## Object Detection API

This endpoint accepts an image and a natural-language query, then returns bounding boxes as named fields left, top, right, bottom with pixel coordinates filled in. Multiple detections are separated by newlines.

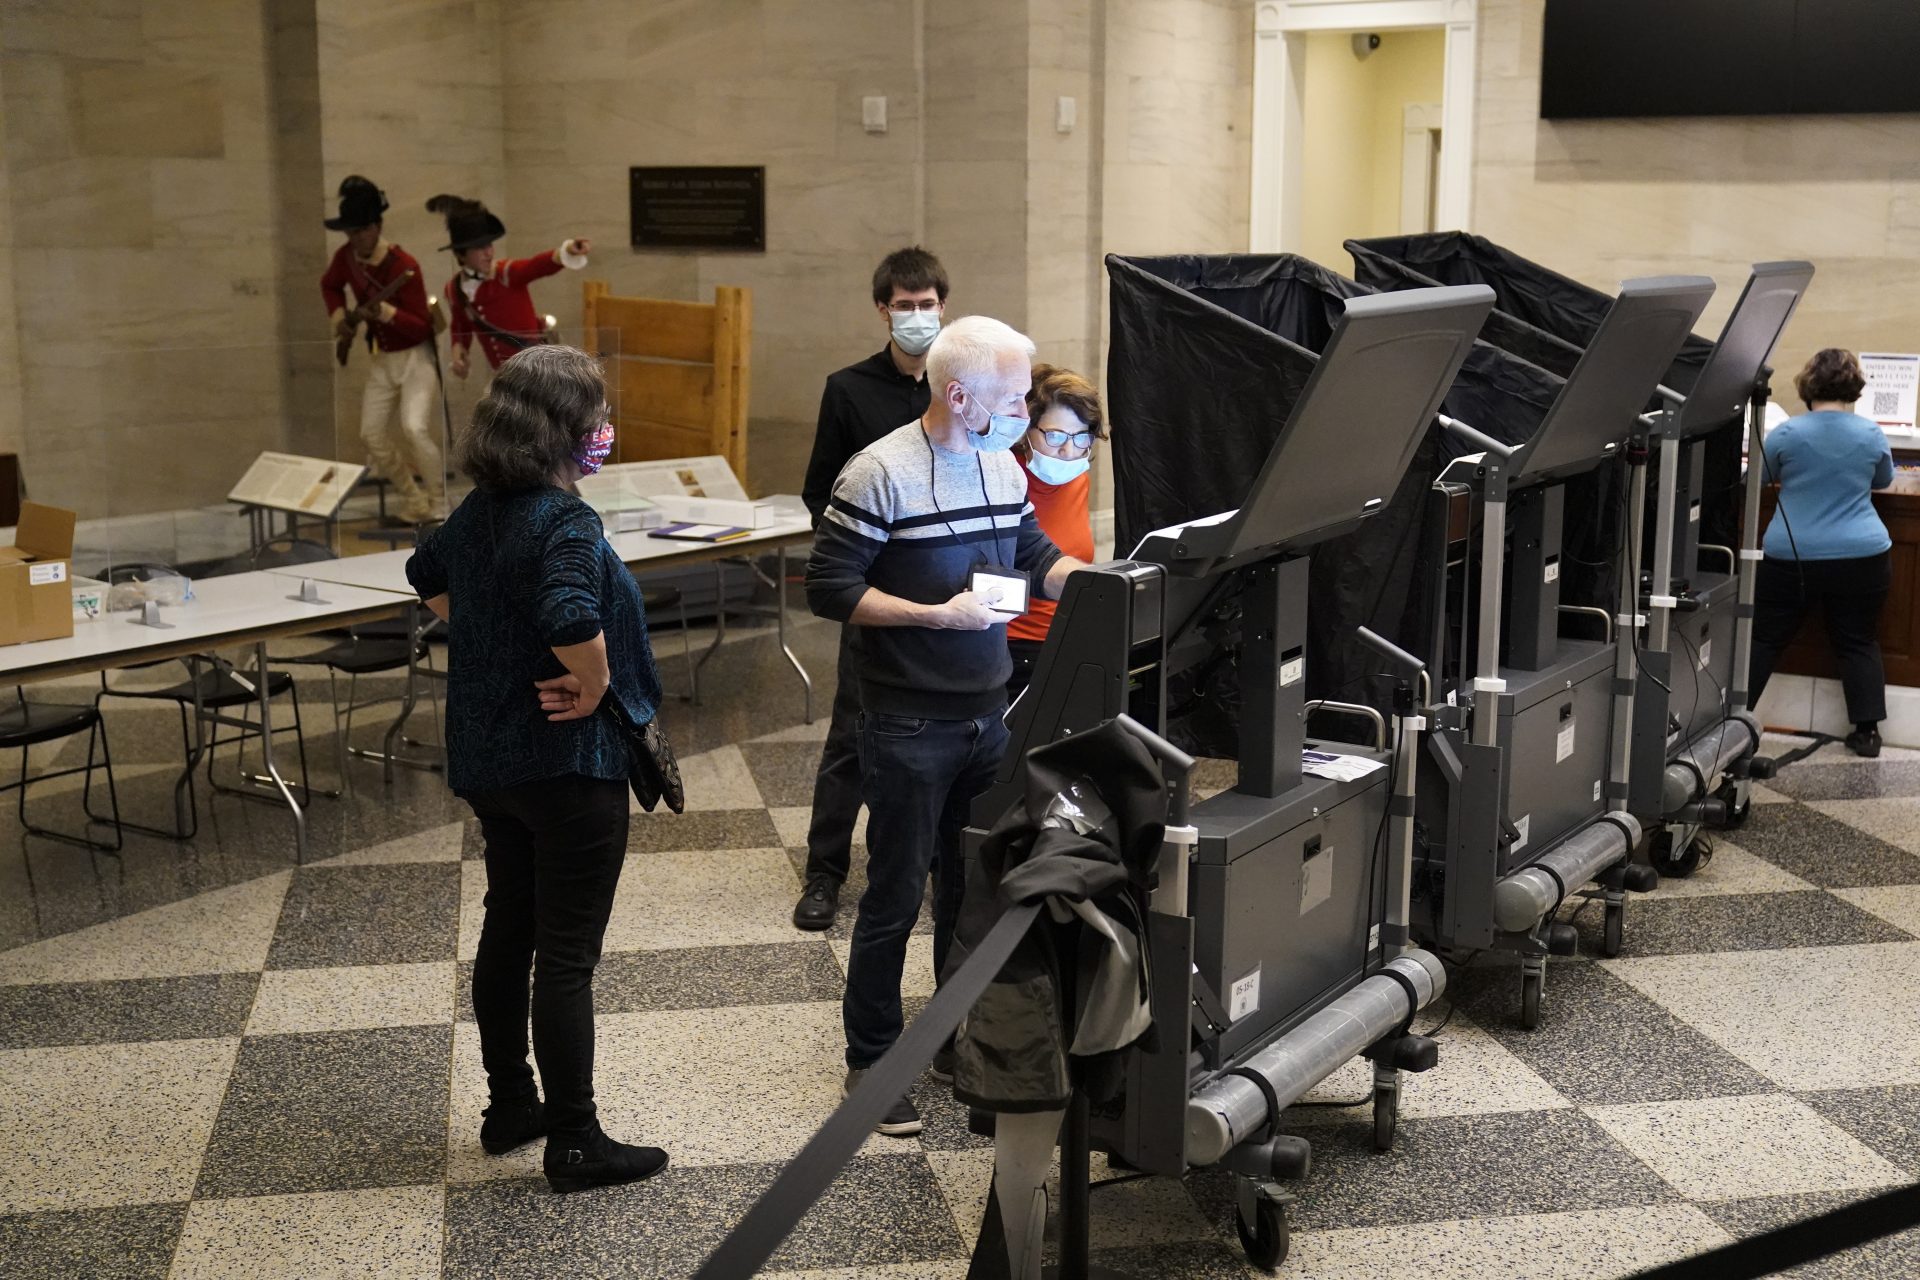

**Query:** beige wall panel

left=1475, top=0, right=1920, bottom=417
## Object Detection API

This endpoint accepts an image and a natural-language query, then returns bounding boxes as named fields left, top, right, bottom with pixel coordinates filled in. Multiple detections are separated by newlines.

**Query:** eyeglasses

left=886, top=300, right=943, bottom=313
left=1032, top=428, right=1094, bottom=450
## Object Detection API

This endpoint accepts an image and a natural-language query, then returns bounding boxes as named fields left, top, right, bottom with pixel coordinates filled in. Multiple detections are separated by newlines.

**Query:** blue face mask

left=890, top=309, right=940, bottom=356
left=960, top=383, right=1027, bottom=453
left=1026, top=450, right=1090, bottom=485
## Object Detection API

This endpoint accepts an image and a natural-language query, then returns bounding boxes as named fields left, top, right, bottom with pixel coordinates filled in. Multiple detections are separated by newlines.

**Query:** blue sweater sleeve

left=1874, top=446, right=1894, bottom=490
left=405, top=528, right=448, bottom=600
left=536, top=509, right=607, bottom=647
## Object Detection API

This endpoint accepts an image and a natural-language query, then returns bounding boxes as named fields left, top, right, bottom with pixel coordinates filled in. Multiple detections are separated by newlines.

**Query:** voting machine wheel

left=1602, top=900, right=1625, bottom=959
left=1649, top=829, right=1703, bottom=880
left=1236, top=1194, right=1291, bottom=1273
left=1520, top=971, right=1543, bottom=1030
left=1372, top=1085, right=1399, bottom=1152
left=1715, top=782, right=1752, bottom=830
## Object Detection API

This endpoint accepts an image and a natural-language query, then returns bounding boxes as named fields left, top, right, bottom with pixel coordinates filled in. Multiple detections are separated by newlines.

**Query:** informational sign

left=629, top=166, right=765, bottom=251
left=228, top=453, right=365, bottom=518
left=1859, top=352, right=1919, bottom=435
left=587, top=455, right=750, bottom=504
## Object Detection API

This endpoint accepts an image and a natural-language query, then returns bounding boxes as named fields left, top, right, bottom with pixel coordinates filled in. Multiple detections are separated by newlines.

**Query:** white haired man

left=806, top=315, right=1088, bottom=1135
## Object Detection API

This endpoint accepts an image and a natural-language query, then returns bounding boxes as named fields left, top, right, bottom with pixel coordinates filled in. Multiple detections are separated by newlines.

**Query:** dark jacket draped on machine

left=946, top=720, right=1169, bottom=1114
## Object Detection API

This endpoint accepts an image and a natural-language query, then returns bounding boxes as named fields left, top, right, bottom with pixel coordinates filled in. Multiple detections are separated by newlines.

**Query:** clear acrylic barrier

left=26, top=326, right=624, bottom=612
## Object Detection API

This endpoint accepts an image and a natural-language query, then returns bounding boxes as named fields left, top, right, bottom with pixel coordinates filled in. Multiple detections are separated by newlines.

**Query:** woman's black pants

left=464, top=773, right=630, bottom=1140
left=1748, top=552, right=1891, bottom=726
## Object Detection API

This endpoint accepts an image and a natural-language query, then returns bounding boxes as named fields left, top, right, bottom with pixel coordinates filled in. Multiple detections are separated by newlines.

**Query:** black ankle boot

left=544, top=1127, right=669, bottom=1193
left=480, top=1095, right=548, bottom=1156
left=1846, top=725, right=1882, bottom=758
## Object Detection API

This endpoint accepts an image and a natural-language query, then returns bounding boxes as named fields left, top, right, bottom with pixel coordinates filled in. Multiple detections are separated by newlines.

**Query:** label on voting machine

left=971, top=569, right=1029, bottom=616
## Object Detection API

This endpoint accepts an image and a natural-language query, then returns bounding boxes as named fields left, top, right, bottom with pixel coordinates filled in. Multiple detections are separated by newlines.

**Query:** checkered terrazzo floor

left=2, top=617, right=1918, bottom=1278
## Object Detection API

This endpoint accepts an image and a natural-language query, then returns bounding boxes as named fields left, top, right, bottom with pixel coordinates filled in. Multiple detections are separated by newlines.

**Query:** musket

left=336, top=268, right=417, bottom=366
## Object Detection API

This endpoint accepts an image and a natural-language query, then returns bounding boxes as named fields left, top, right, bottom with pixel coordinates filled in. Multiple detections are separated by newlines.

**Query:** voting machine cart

left=1349, top=236, right=1814, bottom=877
left=1411, top=276, right=1717, bottom=1028
left=965, top=258, right=1494, bottom=1270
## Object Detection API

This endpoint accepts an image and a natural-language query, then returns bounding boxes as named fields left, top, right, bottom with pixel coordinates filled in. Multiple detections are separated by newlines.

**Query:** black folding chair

left=2, top=687, right=122, bottom=852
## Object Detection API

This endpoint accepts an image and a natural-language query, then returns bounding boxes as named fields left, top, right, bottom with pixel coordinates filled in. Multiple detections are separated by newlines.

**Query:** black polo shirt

left=801, top=346, right=932, bottom=524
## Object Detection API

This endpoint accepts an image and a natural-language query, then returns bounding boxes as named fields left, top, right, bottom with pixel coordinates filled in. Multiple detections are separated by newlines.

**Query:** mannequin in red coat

left=426, top=195, right=591, bottom=379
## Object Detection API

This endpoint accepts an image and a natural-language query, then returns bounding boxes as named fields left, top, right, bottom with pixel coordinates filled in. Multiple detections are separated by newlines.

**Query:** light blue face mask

left=1026, top=449, right=1090, bottom=485
left=960, top=383, right=1027, bottom=452
left=890, top=309, right=940, bottom=356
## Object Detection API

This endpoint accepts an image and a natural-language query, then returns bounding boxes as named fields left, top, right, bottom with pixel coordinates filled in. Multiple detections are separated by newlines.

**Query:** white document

left=971, top=569, right=1029, bottom=616
left=1555, top=719, right=1576, bottom=763
left=1301, top=749, right=1387, bottom=782
left=1860, top=352, right=1920, bottom=435
left=1128, top=508, right=1238, bottom=557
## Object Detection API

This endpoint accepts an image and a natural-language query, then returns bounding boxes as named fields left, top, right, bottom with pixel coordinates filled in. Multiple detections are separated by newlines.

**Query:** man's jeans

left=843, top=707, right=1009, bottom=1068
left=802, top=628, right=862, bottom=886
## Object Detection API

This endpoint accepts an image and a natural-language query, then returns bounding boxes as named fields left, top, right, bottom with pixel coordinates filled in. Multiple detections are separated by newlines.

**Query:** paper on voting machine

left=228, top=453, right=365, bottom=518
left=1301, top=749, right=1386, bottom=782
left=1129, top=508, right=1237, bottom=557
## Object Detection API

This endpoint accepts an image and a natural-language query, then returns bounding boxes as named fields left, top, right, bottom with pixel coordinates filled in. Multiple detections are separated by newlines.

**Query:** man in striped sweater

left=806, top=315, right=1087, bottom=1136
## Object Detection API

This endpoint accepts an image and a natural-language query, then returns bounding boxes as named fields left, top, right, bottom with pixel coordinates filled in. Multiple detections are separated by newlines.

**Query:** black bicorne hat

left=427, top=194, right=506, bottom=253
left=324, top=175, right=388, bottom=231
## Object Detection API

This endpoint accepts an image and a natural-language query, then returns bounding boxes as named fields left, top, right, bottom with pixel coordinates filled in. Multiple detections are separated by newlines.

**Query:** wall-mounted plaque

left=629, top=166, right=765, bottom=252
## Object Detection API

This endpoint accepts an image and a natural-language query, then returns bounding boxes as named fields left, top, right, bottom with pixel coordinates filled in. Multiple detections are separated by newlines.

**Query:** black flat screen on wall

left=1541, top=0, right=1920, bottom=119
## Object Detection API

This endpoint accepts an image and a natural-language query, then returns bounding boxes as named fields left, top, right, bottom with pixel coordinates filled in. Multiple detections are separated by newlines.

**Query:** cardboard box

left=0, top=501, right=77, bottom=645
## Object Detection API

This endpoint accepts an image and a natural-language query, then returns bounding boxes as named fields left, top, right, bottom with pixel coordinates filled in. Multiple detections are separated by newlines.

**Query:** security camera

left=1352, top=32, right=1381, bottom=60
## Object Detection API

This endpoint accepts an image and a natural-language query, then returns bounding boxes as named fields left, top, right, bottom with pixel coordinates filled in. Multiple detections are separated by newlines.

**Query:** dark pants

left=1006, top=636, right=1045, bottom=705
left=844, top=708, right=1009, bottom=1068
left=465, top=773, right=631, bottom=1138
left=802, top=628, right=863, bottom=886
left=1749, top=552, right=1891, bottom=726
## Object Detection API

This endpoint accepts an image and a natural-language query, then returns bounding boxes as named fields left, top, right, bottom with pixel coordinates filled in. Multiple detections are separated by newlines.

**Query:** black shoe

left=792, top=876, right=841, bottom=931
left=1846, top=727, right=1882, bottom=758
left=844, top=1067, right=922, bottom=1136
left=929, top=1047, right=955, bottom=1085
left=544, top=1128, right=670, bottom=1193
left=480, top=1095, right=547, bottom=1156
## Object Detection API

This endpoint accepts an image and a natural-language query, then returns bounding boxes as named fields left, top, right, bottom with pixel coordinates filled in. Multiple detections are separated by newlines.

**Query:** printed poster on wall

left=1858, top=352, right=1919, bottom=438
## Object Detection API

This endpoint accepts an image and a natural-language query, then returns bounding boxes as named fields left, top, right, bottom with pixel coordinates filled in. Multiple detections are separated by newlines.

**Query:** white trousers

left=359, top=342, right=443, bottom=499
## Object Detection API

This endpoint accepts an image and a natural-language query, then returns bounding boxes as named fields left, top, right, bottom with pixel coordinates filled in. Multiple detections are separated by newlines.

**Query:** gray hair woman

left=406, top=345, right=669, bottom=1190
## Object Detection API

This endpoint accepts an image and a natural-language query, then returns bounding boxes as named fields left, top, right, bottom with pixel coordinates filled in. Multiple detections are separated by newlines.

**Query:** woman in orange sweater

left=1007, top=364, right=1107, bottom=702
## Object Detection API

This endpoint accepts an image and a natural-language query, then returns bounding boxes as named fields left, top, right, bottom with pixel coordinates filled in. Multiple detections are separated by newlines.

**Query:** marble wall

left=0, top=0, right=1260, bottom=516
left=0, top=0, right=289, bottom=520
left=1475, top=0, right=1920, bottom=403
left=315, top=0, right=508, bottom=467
left=496, top=0, right=926, bottom=497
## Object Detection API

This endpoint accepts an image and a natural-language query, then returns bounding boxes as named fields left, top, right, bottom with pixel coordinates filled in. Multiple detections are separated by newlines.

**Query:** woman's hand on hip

left=535, top=673, right=606, bottom=721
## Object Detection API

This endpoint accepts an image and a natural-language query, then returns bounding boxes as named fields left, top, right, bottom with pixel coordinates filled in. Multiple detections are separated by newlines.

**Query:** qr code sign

left=1874, top=390, right=1901, bottom=416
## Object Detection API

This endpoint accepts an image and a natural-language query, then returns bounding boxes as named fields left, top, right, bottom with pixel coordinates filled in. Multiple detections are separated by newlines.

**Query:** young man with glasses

left=793, top=247, right=950, bottom=932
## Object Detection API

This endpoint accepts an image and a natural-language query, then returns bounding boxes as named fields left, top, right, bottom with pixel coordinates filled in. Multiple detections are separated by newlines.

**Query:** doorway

left=1251, top=0, right=1480, bottom=258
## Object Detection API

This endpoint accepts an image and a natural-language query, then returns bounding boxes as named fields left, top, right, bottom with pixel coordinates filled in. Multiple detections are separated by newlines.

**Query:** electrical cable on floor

left=1765, top=731, right=1838, bottom=772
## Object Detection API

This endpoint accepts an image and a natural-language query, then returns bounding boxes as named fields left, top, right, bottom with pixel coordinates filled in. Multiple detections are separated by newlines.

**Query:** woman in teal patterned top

left=407, top=345, right=670, bottom=1192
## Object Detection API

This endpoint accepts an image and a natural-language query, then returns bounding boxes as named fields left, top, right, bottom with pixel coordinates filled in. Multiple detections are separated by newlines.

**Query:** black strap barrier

left=1627, top=1183, right=1920, bottom=1279
left=692, top=901, right=1043, bottom=1279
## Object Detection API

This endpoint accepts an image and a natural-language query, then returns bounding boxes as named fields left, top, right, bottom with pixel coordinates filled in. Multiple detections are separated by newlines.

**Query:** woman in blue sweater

left=407, top=346, right=670, bottom=1190
left=1749, top=348, right=1895, bottom=757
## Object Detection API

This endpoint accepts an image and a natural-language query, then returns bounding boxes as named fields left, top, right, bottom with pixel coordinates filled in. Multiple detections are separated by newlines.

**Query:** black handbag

left=604, top=694, right=684, bottom=814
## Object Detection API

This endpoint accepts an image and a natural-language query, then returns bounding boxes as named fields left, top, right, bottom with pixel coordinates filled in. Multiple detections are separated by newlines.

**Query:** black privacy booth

left=1105, top=254, right=1561, bottom=752
left=1350, top=235, right=1813, bottom=876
